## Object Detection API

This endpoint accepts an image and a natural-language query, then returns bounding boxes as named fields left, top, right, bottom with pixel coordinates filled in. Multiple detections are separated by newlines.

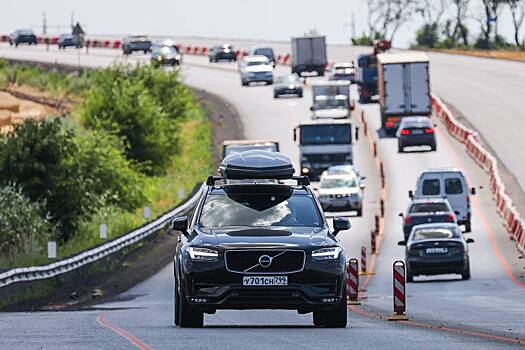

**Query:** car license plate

left=412, top=129, right=424, bottom=134
left=243, top=276, right=288, bottom=286
left=426, top=247, right=448, bottom=254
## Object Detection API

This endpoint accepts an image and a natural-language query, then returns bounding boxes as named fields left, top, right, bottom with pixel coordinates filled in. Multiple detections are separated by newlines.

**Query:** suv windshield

left=300, top=125, right=351, bottom=145
left=199, top=192, right=322, bottom=228
left=316, top=99, right=348, bottom=110
left=410, top=203, right=449, bottom=213
left=320, top=177, right=356, bottom=189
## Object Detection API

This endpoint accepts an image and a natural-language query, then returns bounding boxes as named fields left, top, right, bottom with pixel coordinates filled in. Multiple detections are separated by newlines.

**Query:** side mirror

left=310, top=106, right=314, bottom=111
left=471, top=187, right=476, bottom=195
left=397, top=240, right=406, bottom=246
left=333, top=217, right=351, bottom=236
left=359, top=183, right=366, bottom=189
left=398, top=212, right=404, bottom=218
left=466, top=238, right=475, bottom=244
left=408, top=190, right=414, bottom=198
left=171, top=216, right=189, bottom=236
left=355, top=126, right=359, bottom=141
left=293, top=127, right=297, bottom=142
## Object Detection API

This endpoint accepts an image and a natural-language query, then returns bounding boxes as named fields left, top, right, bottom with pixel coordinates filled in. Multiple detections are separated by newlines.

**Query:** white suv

left=239, top=55, right=274, bottom=86
left=410, top=168, right=476, bottom=232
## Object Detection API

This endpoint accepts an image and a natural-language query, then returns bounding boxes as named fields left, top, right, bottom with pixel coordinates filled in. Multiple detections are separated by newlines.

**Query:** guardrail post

left=388, top=260, right=409, bottom=321
left=47, top=241, right=57, bottom=259
left=178, top=188, right=185, bottom=200
left=100, top=224, right=108, bottom=240
left=347, top=258, right=361, bottom=305
left=143, top=206, right=151, bottom=220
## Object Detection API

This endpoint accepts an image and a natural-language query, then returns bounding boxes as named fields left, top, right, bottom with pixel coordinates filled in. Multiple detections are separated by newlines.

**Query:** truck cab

left=311, top=95, right=351, bottom=120
left=293, top=120, right=353, bottom=181
left=311, top=81, right=352, bottom=114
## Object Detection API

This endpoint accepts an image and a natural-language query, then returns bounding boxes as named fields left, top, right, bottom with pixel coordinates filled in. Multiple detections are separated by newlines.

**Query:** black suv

left=172, top=151, right=350, bottom=328
left=208, top=44, right=237, bottom=62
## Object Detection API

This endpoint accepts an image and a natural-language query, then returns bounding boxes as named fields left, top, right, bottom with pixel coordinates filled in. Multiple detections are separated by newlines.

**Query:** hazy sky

left=0, top=0, right=519, bottom=47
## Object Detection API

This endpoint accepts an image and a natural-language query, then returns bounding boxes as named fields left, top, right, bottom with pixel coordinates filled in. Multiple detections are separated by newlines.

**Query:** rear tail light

left=400, top=129, right=410, bottom=135
left=386, top=122, right=394, bottom=127
left=404, top=216, right=412, bottom=225
left=424, top=128, right=434, bottom=134
left=447, top=214, right=456, bottom=222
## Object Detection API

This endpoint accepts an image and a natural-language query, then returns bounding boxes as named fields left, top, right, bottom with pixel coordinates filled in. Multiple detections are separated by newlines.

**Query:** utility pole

left=42, top=12, right=47, bottom=35
left=70, top=12, right=75, bottom=30
left=351, top=12, right=356, bottom=39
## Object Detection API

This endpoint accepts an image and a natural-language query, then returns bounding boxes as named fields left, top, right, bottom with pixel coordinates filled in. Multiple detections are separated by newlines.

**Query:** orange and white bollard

left=359, top=246, right=374, bottom=276
left=346, top=258, right=361, bottom=305
left=388, top=260, right=409, bottom=321
left=370, top=230, right=377, bottom=254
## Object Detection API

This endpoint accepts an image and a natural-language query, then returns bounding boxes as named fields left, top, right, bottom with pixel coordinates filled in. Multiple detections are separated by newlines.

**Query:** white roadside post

left=47, top=241, right=57, bottom=259
left=178, top=188, right=185, bottom=200
left=144, top=206, right=151, bottom=220
left=100, top=224, right=108, bottom=240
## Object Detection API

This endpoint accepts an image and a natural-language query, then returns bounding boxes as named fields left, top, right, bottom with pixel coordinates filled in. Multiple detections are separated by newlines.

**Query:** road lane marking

left=435, top=127, right=525, bottom=289
left=96, top=314, right=154, bottom=350
left=349, top=305, right=525, bottom=346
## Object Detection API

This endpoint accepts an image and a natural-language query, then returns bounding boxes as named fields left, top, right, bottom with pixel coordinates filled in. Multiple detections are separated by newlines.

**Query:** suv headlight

left=312, top=247, right=342, bottom=261
left=187, top=247, right=218, bottom=261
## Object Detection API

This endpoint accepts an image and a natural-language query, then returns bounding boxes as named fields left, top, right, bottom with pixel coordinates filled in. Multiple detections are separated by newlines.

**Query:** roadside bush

left=81, top=67, right=177, bottom=175
left=415, top=24, right=440, bottom=48
left=76, top=130, right=146, bottom=211
left=0, top=119, right=94, bottom=241
left=0, top=184, right=53, bottom=259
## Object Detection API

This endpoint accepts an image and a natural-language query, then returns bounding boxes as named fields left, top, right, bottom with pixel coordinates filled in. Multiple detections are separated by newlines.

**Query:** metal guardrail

left=0, top=184, right=205, bottom=289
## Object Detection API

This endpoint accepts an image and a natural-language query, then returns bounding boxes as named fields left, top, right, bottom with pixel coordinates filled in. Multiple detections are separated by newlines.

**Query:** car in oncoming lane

left=273, top=74, right=304, bottom=98
left=239, top=56, right=274, bottom=86
left=122, top=34, right=152, bottom=55
left=317, top=172, right=364, bottom=216
left=398, top=223, right=474, bottom=281
left=150, top=45, right=182, bottom=66
left=396, top=116, right=436, bottom=152
left=9, top=29, right=37, bottom=47
left=171, top=150, right=350, bottom=328
left=208, top=44, right=237, bottom=62
left=58, top=34, right=83, bottom=49
left=400, top=197, right=456, bottom=240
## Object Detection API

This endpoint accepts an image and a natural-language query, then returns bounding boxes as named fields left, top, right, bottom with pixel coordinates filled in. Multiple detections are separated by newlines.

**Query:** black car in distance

left=398, top=223, right=474, bottom=281
left=171, top=150, right=350, bottom=328
left=273, top=74, right=304, bottom=98
left=208, top=44, right=237, bottom=62
left=400, top=197, right=457, bottom=240
left=9, top=29, right=37, bottom=47
left=396, top=116, right=436, bottom=152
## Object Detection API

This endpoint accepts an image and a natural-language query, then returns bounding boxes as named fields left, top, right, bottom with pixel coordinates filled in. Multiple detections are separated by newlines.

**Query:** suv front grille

left=225, top=249, right=305, bottom=274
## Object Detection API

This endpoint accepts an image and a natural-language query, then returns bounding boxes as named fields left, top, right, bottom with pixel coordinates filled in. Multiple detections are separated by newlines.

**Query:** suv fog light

left=191, top=298, right=209, bottom=303
left=322, top=298, right=336, bottom=303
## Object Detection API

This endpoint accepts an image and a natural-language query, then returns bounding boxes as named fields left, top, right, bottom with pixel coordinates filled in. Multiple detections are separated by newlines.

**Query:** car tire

left=356, top=207, right=363, bottom=217
left=465, top=219, right=472, bottom=233
left=319, top=287, right=347, bottom=328
left=274, top=92, right=279, bottom=99
left=178, top=281, right=204, bottom=328
left=174, top=278, right=180, bottom=326
left=430, top=143, right=437, bottom=152
left=312, top=311, right=323, bottom=327
left=241, top=80, right=248, bottom=87
left=406, top=265, right=414, bottom=282
left=461, top=260, right=471, bottom=280
left=298, top=92, right=303, bottom=98
left=398, top=143, right=404, bottom=153
left=318, top=69, right=325, bottom=77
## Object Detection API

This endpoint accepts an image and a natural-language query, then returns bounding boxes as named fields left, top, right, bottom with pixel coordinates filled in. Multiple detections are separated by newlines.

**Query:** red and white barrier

left=347, top=258, right=361, bottom=305
left=431, top=94, right=525, bottom=255
left=388, top=260, right=409, bottom=321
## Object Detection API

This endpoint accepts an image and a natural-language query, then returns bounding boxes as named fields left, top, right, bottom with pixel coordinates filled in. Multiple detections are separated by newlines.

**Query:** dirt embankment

left=0, top=89, right=59, bottom=132
left=430, top=48, right=525, bottom=62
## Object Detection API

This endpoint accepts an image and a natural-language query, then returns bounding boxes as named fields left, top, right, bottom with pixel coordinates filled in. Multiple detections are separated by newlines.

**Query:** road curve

left=0, top=44, right=524, bottom=349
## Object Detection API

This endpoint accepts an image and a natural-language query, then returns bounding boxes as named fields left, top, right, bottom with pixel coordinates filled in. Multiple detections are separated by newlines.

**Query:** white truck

left=376, top=52, right=431, bottom=135
left=291, top=36, right=328, bottom=77
left=294, top=119, right=354, bottom=181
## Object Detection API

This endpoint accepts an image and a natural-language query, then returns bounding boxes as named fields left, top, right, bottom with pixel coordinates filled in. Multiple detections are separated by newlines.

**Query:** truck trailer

left=291, top=36, right=327, bottom=77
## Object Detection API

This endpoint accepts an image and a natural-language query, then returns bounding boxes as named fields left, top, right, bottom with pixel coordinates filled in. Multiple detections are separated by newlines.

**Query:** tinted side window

left=445, top=178, right=463, bottom=194
left=422, top=179, right=440, bottom=195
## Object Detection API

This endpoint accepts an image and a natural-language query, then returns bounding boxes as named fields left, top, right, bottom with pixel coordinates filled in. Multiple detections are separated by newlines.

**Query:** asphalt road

left=0, top=44, right=524, bottom=349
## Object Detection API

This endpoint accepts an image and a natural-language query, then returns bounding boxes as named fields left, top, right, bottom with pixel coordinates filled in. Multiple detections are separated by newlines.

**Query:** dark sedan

left=58, top=34, right=83, bottom=49
left=273, top=74, right=304, bottom=98
left=396, top=116, right=436, bottom=152
left=400, top=197, right=457, bottom=240
left=208, top=44, right=237, bottom=62
left=9, top=29, right=37, bottom=47
left=150, top=45, right=182, bottom=66
left=398, top=223, right=474, bottom=281
left=122, top=34, right=152, bottom=55
left=171, top=150, right=350, bottom=328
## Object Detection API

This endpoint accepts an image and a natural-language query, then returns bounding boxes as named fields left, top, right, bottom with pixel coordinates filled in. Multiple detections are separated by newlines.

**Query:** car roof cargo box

left=219, top=150, right=295, bottom=180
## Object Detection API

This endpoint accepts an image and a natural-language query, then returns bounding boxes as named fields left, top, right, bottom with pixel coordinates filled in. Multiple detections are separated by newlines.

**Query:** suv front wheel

left=312, top=285, right=347, bottom=327
left=178, top=281, right=204, bottom=327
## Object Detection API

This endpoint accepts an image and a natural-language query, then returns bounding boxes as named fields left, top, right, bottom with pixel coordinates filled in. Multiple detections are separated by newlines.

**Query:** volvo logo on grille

left=258, top=255, right=273, bottom=268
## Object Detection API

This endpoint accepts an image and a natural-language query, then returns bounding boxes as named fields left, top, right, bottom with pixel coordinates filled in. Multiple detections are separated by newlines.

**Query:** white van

left=410, top=168, right=476, bottom=232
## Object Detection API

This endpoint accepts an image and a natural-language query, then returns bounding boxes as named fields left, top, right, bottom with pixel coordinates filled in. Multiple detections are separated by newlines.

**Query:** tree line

left=352, top=0, right=525, bottom=49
